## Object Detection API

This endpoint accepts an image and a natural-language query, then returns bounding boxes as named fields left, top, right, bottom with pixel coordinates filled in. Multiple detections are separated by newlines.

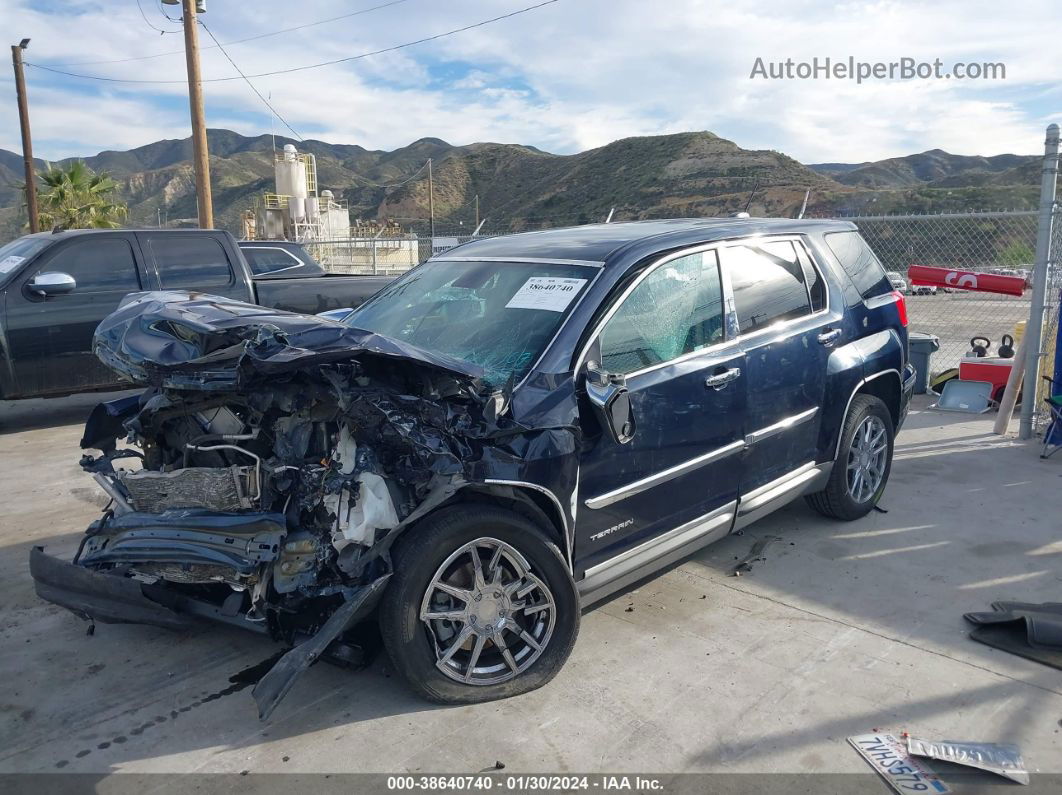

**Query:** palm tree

left=34, top=160, right=128, bottom=230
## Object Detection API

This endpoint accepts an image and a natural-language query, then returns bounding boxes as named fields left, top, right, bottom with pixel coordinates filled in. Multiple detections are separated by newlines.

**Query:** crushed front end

left=31, top=292, right=572, bottom=719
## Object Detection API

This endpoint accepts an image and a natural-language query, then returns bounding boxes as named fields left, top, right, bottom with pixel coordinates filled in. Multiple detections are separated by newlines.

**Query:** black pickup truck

left=0, top=229, right=395, bottom=399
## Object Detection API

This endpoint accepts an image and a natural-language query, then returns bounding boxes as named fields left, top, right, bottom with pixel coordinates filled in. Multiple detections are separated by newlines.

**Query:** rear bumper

left=30, top=546, right=194, bottom=631
left=899, top=363, right=916, bottom=428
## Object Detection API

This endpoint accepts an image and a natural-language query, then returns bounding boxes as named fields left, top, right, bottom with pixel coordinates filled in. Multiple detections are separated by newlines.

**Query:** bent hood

left=94, top=291, right=489, bottom=391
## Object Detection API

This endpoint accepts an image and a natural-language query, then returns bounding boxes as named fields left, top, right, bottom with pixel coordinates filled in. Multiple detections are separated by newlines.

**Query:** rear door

left=141, top=233, right=251, bottom=301
left=576, top=246, right=746, bottom=574
left=5, top=233, right=153, bottom=395
left=720, top=237, right=836, bottom=496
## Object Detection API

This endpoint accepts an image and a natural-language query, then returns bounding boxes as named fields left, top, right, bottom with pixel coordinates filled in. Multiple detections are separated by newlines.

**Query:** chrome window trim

left=744, top=407, right=818, bottom=446
left=584, top=439, right=744, bottom=510
left=431, top=256, right=605, bottom=268
left=572, top=241, right=731, bottom=379
left=572, top=235, right=835, bottom=382
left=483, top=479, right=573, bottom=571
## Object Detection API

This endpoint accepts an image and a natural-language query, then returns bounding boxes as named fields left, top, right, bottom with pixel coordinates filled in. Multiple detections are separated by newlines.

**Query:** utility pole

left=474, top=194, right=479, bottom=228
left=427, top=158, right=435, bottom=243
left=181, top=0, right=213, bottom=228
left=1019, top=123, right=1060, bottom=439
left=11, top=39, right=39, bottom=233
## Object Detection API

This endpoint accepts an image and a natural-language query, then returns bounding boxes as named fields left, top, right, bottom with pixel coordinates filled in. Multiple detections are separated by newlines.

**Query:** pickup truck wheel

left=378, top=504, right=579, bottom=704
left=806, top=394, right=895, bottom=521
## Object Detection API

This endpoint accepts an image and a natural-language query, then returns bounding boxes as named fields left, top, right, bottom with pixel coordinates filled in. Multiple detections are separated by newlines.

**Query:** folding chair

left=1042, top=376, right=1062, bottom=459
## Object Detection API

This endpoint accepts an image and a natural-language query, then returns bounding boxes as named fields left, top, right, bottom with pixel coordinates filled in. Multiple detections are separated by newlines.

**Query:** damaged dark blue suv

left=31, top=218, right=914, bottom=717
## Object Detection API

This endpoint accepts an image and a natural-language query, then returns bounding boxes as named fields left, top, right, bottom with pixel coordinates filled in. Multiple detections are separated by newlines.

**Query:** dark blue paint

left=442, top=219, right=910, bottom=576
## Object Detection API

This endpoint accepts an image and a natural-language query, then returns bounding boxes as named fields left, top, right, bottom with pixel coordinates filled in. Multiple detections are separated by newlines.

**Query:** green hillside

left=0, top=130, right=1043, bottom=242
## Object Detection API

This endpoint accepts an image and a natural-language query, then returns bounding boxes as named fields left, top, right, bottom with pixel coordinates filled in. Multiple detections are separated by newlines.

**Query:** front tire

left=806, top=394, right=895, bottom=521
left=379, top=504, right=579, bottom=704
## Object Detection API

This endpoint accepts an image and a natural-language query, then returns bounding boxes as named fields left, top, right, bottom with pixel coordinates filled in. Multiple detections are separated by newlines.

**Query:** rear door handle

left=705, top=367, right=741, bottom=390
left=817, top=328, right=842, bottom=346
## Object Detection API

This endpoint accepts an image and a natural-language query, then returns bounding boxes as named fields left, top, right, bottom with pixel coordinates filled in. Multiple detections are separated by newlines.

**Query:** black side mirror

left=585, top=361, right=636, bottom=444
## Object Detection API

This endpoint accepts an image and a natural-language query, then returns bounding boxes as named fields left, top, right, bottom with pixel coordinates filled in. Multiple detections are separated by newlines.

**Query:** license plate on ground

left=848, top=734, right=950, bottom=794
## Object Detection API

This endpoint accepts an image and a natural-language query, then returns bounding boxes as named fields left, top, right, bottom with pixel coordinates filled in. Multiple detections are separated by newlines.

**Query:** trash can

left=909, top=331, right=940, bottom=394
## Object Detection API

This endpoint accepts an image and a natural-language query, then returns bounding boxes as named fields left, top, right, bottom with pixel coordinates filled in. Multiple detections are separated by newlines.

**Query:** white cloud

left=0, top=0, right=1058, bottom=162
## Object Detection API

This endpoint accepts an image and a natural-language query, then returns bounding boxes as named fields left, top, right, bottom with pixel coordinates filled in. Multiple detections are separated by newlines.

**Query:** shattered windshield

left=345, top=260, right=594, bottom=384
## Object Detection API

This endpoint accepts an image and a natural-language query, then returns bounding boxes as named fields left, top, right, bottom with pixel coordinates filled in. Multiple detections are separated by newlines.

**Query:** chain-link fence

left=844, top=203, right=1059, bottom=432
left=846, top=210, right=1038, bottom=366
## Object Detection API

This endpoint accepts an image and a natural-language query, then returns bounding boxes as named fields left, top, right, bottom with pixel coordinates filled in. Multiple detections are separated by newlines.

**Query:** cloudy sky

left=1, top=0, right=1058, bottom=163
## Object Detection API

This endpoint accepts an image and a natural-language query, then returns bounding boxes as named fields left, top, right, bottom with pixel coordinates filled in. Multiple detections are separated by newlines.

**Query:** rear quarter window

left=823, top=230, right=890, bottom=298
left=149, top=236, right=235, bottom=289
left=243, top=246, right=303, bottom=275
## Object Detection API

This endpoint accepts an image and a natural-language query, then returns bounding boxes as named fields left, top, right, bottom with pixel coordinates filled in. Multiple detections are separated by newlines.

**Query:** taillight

left=891, top=290, right=909, bottom=327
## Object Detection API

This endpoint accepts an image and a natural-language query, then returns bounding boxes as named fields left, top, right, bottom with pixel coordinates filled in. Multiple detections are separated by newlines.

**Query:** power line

left=377, top=160, right=431, bottom=190
left=52, top=0, right=412, bottom=67
left=157, top=0, right=181, bottom=24
left=136, top=0, right=181, bottom=35
left=26, top=0, right=563, bottom=84
left=198, top=20, right=303, bottom=141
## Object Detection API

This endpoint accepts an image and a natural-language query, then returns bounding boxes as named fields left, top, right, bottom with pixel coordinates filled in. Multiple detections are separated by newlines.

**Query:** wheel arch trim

left=477, top=479, right=572, bottom=573
left=833, top=368, right=901, bottom=460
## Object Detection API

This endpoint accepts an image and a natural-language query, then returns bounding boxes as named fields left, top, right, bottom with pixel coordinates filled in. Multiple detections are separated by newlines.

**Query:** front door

left=6, top=234, right=152, bottom=396
left=720, top=237, right=833, bottom=492
left=575, top=247, right=746, bottom=576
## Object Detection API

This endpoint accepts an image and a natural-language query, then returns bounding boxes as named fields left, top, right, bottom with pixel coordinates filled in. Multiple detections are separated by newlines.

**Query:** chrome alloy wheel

left=419, top=537, right=556, bottom=686
left=846, top=415, right=888, bottom=503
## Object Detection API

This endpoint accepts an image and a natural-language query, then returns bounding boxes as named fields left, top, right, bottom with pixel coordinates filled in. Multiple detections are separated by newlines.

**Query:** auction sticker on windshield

left=848, top=734, right=950, bottom=794
left=506, top=276, right=587, bottom=312
left=0, top=255, right=25, bottom=274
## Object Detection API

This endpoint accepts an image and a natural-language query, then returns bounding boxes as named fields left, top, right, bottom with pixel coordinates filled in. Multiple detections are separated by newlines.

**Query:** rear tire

left=379, top=504, right=579, bottom=704
left=806, top=394, right=895, bottom=521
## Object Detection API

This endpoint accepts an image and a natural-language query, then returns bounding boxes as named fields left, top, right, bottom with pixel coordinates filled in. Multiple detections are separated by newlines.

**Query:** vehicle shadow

left=0, top=390, right=136, bottom=436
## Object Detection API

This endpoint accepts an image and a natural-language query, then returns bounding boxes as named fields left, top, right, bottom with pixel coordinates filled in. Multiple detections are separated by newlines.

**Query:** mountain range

left=0, top=129, right=1043, bottom=240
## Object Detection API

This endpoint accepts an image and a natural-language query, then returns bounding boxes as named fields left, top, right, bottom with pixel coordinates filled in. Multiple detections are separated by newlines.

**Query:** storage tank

left=276, top=144, right=308, bottom=219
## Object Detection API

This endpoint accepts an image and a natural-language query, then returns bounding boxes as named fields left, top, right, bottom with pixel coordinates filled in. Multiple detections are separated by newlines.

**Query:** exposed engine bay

left=31, top=292, right=579, bottom=719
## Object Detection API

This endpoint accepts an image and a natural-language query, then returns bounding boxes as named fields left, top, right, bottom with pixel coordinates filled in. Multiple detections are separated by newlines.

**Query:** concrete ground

left=1, top=391, right=1060, bottom=780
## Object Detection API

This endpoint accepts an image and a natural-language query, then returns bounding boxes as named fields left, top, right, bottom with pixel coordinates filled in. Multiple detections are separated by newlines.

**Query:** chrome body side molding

left=744, top=407, right=818, bottom=446
left=584, top=405, right=820, bottom=511
left=584, top=440, right=745, bottom=510
left=578, top=501, right=736, bottom=606
left=575, top=462, right=833, bottom=603
left=733, top=461, right=831, bottom=531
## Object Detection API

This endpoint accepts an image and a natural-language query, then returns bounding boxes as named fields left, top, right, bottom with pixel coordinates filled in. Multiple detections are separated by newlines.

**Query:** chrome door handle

left=705, top=367, right=741, bottom=390
left=817, top=328, right=842, bottom=346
